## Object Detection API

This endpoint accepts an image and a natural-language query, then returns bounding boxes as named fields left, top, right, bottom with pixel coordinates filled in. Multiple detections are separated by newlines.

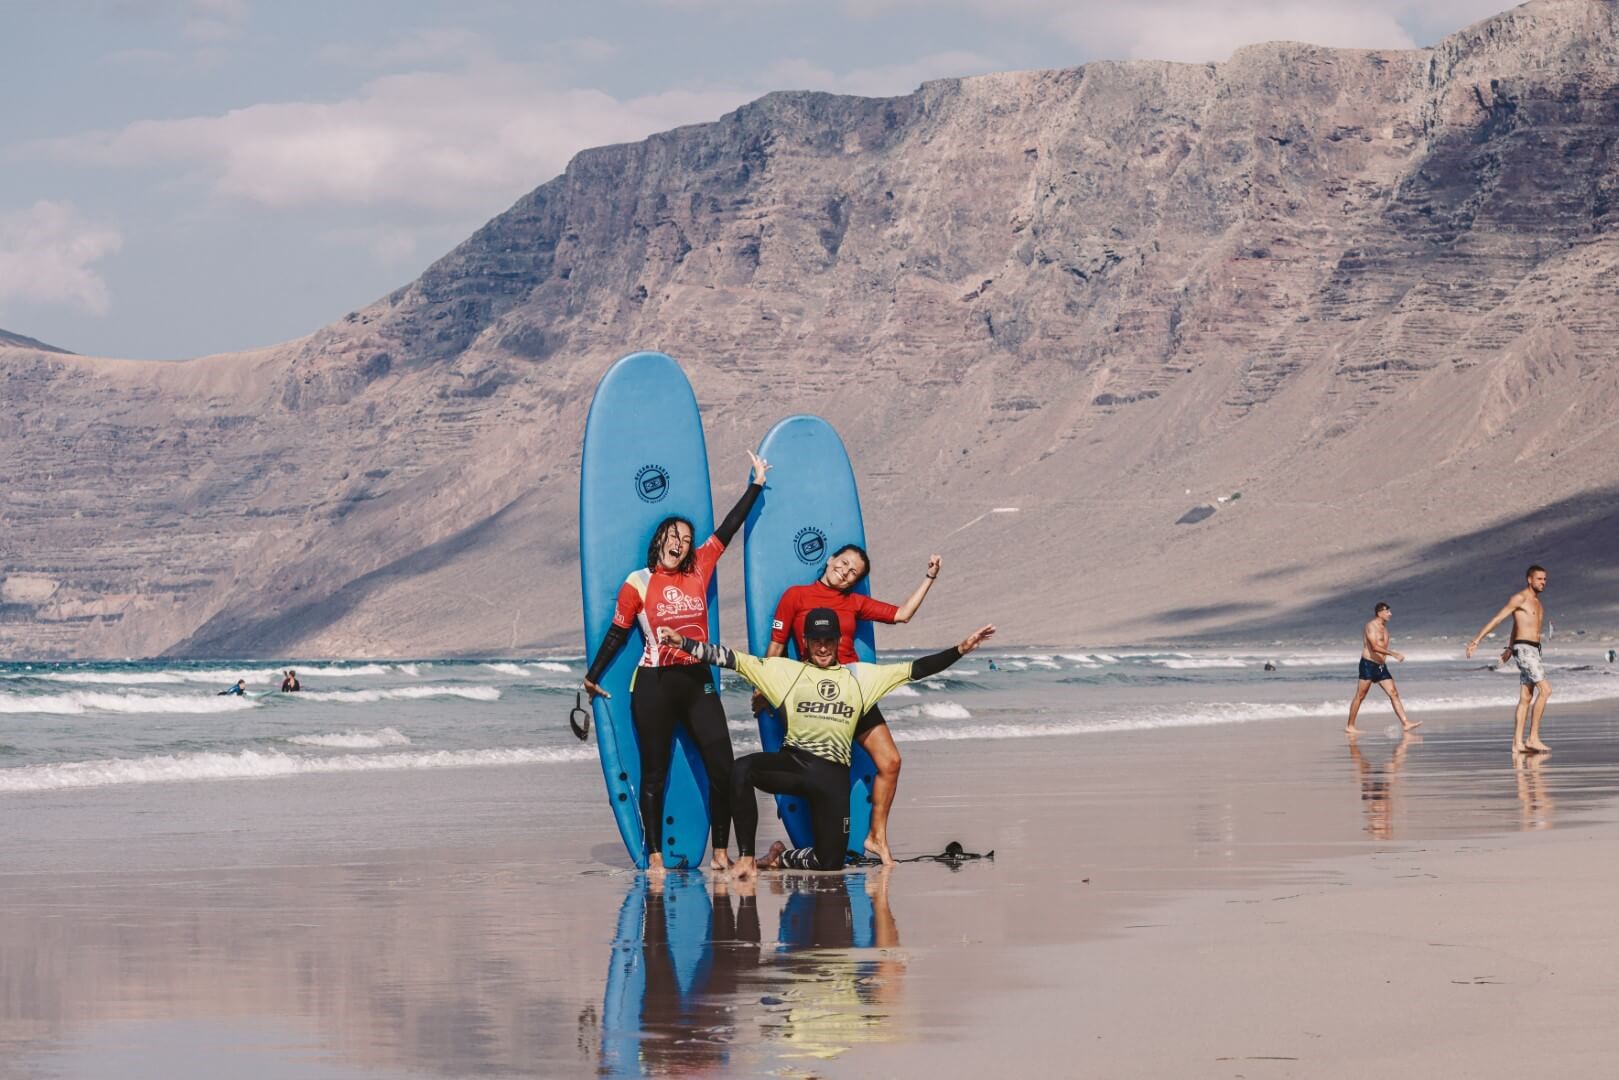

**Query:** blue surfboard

left=743, top=415, right=876, bottom=858
left=581, top=352, right=718, bottom=869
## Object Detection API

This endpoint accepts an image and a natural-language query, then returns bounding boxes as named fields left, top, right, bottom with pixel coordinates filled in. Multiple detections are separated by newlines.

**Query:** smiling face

left=805, top=636, right=839, bottom=668
left=820, top=549, right=869, bottom=592
left=657, top=521, right=695, bottom=571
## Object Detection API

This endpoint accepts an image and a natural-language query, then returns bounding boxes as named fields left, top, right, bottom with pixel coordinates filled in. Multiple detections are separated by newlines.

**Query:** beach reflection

left=1348, top=731, right=1419, bottom=840
left=590, top=869, right=906, bottom=1076
left=1514, top=752, right=1555, bottom=830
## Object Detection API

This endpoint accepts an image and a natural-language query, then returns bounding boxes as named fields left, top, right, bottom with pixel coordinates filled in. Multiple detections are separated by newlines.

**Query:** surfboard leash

left=569, top=692, right=591, bottom=741
left=848, top=841, right=993, bottom=867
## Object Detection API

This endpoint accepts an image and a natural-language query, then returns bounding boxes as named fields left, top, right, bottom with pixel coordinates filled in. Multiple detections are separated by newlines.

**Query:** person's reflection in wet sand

left=1513, top=751, right=1555, bottom=831
left=763, top=868, right=905, bottom=1060
left=1348, top=730, right=1419, bottom=840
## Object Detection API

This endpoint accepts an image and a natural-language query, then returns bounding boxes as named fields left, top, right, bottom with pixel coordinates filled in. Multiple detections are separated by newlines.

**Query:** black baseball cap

left=803, top=608, right=840, bottom=641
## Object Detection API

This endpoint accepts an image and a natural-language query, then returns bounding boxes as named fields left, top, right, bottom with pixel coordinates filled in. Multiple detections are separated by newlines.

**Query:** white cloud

left=319, top=27, right=494, bottom=69
left=28, top=66, right=753, bottom=213
left=837, top=0, right=1508, bottom=61
left=0, top=202, right=123, bottom=316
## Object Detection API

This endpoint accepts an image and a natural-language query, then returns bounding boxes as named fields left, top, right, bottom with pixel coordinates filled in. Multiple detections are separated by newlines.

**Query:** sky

left=1, top=0, right=1511, bottom=359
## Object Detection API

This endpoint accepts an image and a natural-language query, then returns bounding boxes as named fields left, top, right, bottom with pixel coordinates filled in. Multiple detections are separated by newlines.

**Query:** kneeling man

left=659, top=609, right=994, bottom=878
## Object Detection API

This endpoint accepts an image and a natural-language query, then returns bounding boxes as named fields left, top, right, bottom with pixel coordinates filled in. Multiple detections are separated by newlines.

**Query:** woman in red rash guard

left=761, top=544, right=941, bottom=865
left=584, top=450, right=770, bottom=873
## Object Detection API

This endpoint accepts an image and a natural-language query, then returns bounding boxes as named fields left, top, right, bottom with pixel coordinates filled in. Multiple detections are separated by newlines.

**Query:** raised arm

left=712, top=450, right=771, bottom=546
left=1466, top=593, right=1523, bottom=658
left=891, top=554, right=942, bottom=624
left=907, top=624, right=996, bottom=681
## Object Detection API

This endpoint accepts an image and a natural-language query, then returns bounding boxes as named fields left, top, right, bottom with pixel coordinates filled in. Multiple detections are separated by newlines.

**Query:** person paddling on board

left=756, top=545, right=942, bottom=866
left=218, top=679, right=247, bottom=696
left=660, top=609, right=995, bottom=881
left=583, top=451, right=770, bottom=874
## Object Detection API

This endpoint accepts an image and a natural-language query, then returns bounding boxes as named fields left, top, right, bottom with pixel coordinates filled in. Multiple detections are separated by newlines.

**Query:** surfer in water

left=583, top=450, right=771, bottom=873
left=280, top=670, right=301, bottom=692
left=758, top=545, right=942, bottom=866
left=1346, top=602, right=1418, bottom=736
left=218, top=679, right=247, bottom=696
left=660, top=608, right=995, bottom=880
left=1466, top=564, right=1552, bottom=754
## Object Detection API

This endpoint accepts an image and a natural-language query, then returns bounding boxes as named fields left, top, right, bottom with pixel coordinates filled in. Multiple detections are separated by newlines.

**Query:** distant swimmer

left=1263, top=661, right=1277, bottom=672
left=1347, top=603, right=1418, bottom=735
left=280, top=670, right=301, bottom=692
left=1466, top=565, right=1552, bottom=754
left=987, top=659, right=999, bottom=672
left=659, top=610, right=994, bottom=879
left=218, top=679, right=247, bottom=696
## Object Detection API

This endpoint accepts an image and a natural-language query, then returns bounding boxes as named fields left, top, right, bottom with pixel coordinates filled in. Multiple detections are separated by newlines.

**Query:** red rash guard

left=770, top=581, right=900, bottom=664
left=612, top=536, right=724, bottom=667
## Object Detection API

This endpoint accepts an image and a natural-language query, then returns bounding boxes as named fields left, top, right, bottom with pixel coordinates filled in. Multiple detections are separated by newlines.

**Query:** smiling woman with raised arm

left=759, top=545, right=942, bottom=866
left=661, top=611, right=995, bottom=880
left=583, top=450, right=770, bottom=873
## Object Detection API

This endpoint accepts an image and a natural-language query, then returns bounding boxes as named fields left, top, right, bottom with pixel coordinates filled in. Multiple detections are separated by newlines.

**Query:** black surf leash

left=569, top=692, right=591, bottom=741
left=848, top=841, right=993, bottom=868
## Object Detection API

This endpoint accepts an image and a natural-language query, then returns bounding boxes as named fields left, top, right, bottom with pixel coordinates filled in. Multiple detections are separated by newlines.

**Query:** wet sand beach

left=4, top=693, right=1619, bottom=1077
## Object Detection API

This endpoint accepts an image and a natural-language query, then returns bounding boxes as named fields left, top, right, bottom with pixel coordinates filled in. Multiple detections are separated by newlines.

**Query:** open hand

left=958, top=624, right=997, bottom=654
left=1465, top=640, right=1478, bottom=659
left=583, top=678, right=610, bottom=700
left=747, top=450, right=771, bottom=486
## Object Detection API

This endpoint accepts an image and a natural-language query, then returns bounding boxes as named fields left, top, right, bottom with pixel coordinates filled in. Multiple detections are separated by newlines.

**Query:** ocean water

left=3, top=646, right=1617, bottom=797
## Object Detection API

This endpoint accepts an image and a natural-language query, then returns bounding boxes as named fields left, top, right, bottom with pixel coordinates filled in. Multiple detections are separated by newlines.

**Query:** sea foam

left=287, top=727, right=412, bottom=749
left=0, top=745, right=592, bottom=793
left=0, top=691, right=258, bottom=715
left=296, top=685, right=501, bottom=704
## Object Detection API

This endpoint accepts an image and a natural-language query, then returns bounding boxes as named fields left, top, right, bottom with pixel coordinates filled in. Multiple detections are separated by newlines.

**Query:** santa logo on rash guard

left=656, top=585, right=704, bottom=619
left=817, top=679, right=839, bottom=700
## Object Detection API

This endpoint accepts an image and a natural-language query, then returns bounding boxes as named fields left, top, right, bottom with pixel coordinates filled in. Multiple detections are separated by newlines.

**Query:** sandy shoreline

left=4, top=694, right=1619, bottom=1077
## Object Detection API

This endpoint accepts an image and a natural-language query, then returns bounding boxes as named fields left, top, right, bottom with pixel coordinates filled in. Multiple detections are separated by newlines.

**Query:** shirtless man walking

left=1466, top=565, right=1551, bottom=754
left=1347, top=602, right=1418, bottom=735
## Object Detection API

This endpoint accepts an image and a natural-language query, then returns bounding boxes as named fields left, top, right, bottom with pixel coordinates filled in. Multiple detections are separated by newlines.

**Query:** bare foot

left=731, top=855, right=757, bottom=882
left=757, top=840, right=787, bottom=870
left=645, top=851, right=667, bottom=883
left=1525, top=738, right=1551, bottom=754
left=1401, top=720, right=1423, bottom=731
left=1512, top=742, right=1528, bottom=754
left=711, top=848, right=732, bottom=874
left=863, top=834, right=896, bottom=868
left=1345, top=725, right=1360, bottom=737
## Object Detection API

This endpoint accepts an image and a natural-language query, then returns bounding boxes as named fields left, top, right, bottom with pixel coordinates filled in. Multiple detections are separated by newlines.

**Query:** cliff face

left=4, top=0, right=1619, bottom=658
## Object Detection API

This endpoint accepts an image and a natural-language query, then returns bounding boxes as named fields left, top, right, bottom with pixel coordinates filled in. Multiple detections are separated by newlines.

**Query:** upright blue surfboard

left=743, top=415, right=877, bottom=858
left=581, top=352, right=718, bottom=869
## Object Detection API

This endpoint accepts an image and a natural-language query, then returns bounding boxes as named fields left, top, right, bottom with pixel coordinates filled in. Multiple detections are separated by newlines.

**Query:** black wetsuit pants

left=631, top=665, right=733, bottom=855
left=732, top=745, right=850, bottom=870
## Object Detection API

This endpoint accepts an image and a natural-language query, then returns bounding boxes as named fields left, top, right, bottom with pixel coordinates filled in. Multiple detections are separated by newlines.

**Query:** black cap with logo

left=803, top=608, right=841, bottom=641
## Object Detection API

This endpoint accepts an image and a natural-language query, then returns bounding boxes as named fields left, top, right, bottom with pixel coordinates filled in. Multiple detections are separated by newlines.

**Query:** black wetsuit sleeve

left=909, top=645, right=964, bottom=682
left=585, top=624, right=631, bottom=684
left=713, top=483, right=763, bottom=547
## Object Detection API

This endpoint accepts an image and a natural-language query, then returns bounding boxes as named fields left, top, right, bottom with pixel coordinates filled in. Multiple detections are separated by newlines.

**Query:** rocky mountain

left=0, top=328, right=67, bottom=353
left=4, top=0, right=1618, bottom=659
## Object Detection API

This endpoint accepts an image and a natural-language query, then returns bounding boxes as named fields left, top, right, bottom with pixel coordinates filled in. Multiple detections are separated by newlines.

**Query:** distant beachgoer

left=1263, top=661, right=1277, bottom=672
left=1608, top=648, right=1616, bottom=664
left=218, top=679, right=247, bottom=696
left=280, top=670, right=301, bottom=692
left=659, top=611, right=994, bottom=879
left=987, top=659, right=999, bottom=672
left=1347, top=603, right=1418, bottom=735
left=1466, top=565, right=1551, bottom=754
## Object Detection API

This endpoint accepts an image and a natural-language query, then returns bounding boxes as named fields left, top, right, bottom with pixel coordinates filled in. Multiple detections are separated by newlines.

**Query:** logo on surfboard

left=635, top=465, right=670, bottom=503
left=793, top=526, right=827, bottom=565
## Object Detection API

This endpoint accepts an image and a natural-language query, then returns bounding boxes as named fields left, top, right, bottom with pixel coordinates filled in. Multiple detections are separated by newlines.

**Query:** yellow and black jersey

left=735, top=656, right=915, bottom=766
